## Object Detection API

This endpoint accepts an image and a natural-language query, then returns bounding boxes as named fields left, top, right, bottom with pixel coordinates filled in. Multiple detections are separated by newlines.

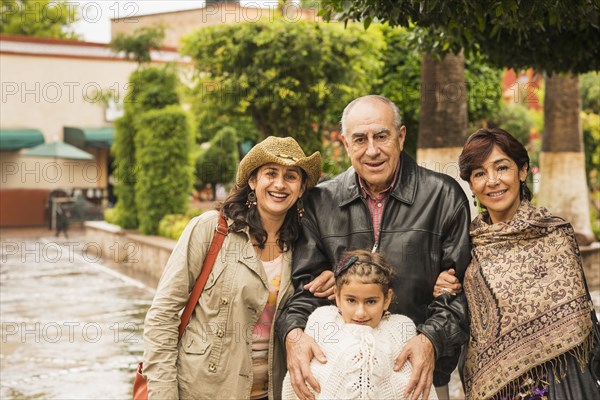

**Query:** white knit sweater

left=281, top=305, right=438, bottom=400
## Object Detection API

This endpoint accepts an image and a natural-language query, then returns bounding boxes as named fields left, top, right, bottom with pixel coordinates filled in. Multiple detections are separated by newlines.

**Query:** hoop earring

left=246, top=190, right=257, bottom=208
left=296, top=198, right=305, bottom=222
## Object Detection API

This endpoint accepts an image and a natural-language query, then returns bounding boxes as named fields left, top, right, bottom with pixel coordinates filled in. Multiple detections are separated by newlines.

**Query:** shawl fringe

left=491, top=332, right=595, bottom=399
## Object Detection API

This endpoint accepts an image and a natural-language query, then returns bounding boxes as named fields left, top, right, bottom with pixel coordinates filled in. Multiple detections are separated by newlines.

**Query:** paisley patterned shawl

left=463, top=201, right=594, bottom=399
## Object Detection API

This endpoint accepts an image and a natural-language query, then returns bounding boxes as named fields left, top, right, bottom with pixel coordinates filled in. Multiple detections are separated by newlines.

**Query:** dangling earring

left=296, top=198, right=304, bottom=222
left=246, top=190, right=257, bottom=208
left=383, top=310, right=391, bottom=320
left=471, top=193, right=477, bottom=207
left=520, top=181, right=527, bottom=200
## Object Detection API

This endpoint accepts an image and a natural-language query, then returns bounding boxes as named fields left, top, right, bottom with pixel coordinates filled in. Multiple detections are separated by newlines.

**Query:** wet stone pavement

left=1, top=231, right=154, bottom=399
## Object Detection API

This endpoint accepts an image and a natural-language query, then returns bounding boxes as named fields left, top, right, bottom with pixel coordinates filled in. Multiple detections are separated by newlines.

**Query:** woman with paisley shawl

left=434, top=128, right=598, bottom=399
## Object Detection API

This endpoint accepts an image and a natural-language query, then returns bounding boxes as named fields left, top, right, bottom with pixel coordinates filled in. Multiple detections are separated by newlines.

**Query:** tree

left=181, top=19, right=384, bottom=154
left=110, top=25, right=165, bottom=65
left=321, top=1, right=599, bottom=73
left=373, top=25, right=502, bottom=158
left=110, top=65, right=181, bottom=229
left=1, top=0, right=79, bottom=38
left=412, top=50, right=478, bottom=215
left=135, top=105, right=194, bottom=235
left=321, top=0, right=600, bottom=240
left=195, top=126, right=239, bottom=200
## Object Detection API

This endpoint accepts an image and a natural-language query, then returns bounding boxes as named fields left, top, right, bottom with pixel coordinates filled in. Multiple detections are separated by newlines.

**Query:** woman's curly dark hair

left=219, top=169, right=308, bottom=251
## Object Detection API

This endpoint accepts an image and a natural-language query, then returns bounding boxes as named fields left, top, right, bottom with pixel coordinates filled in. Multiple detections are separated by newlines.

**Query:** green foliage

left=157, top=209, right=203, bottom=240
left=110, top=25, right=165, bottom=64
left=582, top=111, right=600, bottom=193
left=134, top=105, right=194, bottom=235
left=103, top=208, right=117, bottom=225
left=464, top=50, right=503, bottom=125
left=493, top=103, right=534, bottom=146
left=195, top=126, right=239, bottom=198
left=300, top=0, right=321, bottom=9
left=374, top=25, right=421, bottom=157
left=580, top=72, right=600, bottom=114
left=1, top=0, right=79, bottom=38
left=110, top=114, right=138, bottom=228
left=321, top=134, right=351, bottom=179
left=590, top=202, right=600, bottom=241
left=125, top=65, right=180, bottom=113
left=373, top=25, right=502, bottom=155
left=181, top=19, right=384, bottom=154
left=193, top=104, right=259, bottom=144
left=110, top=65, right=181, bottom=230
left=321, top=1, right=600, bottom=74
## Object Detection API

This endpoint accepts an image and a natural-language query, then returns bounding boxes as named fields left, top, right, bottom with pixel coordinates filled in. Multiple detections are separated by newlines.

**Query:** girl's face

left=469, top=145, right=527, bottom=223
left=334, top=277, right=392, bottom=328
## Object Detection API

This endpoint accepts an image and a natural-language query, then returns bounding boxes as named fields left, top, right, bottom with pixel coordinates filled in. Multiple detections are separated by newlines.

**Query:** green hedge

left=109, top=65, right=181, bottom=230
left=110, top=114, right=138, bottom=228
left=195, top=126, right=239, bottom=198
left=134, top=105, right=194, bottom=234
left=158, top=209, right=204, bottom=240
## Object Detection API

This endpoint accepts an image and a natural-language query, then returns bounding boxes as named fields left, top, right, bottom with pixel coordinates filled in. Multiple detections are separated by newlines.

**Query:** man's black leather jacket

left=276, top=152, right=471, bottom=385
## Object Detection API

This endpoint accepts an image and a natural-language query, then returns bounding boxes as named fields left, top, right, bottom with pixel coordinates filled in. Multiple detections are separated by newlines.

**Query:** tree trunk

left=417, top=51, right=477, bottom=218
left=538, top=73, right=595, bottom=244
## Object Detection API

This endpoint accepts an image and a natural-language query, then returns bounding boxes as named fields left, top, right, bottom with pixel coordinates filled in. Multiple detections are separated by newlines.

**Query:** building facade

left=0, top=34, right=185, bottom=226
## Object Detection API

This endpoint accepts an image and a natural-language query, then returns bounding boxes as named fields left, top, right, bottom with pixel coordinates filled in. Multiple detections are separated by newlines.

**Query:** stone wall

left=85, top=221, right=175, bottom=281
left=85, top=221, right=600, bottom=290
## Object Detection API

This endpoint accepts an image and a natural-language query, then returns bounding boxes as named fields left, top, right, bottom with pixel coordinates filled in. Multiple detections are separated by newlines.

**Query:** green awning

left=64, top=126, right=114, bottom=148
left=0, top=129, right=45, bottom=150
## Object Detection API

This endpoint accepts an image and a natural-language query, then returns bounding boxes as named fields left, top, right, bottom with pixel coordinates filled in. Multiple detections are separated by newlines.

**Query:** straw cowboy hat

left=236, top=136, right=321, bottom=188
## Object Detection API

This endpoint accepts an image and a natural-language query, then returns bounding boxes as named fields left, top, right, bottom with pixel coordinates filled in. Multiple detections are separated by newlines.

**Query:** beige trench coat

left=143, top=210, right=293, bottom=399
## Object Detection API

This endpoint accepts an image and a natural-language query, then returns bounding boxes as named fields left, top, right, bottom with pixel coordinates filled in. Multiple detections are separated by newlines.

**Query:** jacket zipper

left=361, top=197, right=381, bottom=253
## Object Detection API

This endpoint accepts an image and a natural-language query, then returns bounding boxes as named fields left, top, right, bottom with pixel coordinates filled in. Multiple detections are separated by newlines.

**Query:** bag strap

left=177, top=213, right=228, bottom=339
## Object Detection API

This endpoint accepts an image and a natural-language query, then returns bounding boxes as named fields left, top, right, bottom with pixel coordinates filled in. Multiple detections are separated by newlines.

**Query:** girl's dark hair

left=335, top=249, right=395, bottom=298
left=458, top=128, right=533, bottom=201
left=219, top=168, right=307, bottom=251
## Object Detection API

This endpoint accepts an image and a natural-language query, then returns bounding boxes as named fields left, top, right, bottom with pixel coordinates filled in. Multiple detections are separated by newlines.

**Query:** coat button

left=220, top=297, right=228, bottom=305
left=216, top=329, right=224, bottom=338
left=208, top=363, right=217, bottom=372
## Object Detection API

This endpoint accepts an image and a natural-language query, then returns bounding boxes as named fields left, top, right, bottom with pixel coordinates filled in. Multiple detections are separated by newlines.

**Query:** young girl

left=282, top=249, right=438, bottom=400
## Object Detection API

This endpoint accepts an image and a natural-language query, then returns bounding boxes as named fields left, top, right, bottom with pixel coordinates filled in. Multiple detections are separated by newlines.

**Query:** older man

left=276, top=95, right=471, bottom=400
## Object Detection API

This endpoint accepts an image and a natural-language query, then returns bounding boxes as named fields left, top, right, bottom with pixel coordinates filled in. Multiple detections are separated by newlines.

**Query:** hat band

left=275, top=153, right=299, bottom=162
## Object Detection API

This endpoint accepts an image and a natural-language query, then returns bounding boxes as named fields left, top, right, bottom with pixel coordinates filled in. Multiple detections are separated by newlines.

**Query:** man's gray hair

left=340, top=95, right=402, bottom=136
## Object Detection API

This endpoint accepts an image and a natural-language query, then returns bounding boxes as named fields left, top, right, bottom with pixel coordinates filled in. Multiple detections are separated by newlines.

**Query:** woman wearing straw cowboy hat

left=142, top=136, right=328, bottom=400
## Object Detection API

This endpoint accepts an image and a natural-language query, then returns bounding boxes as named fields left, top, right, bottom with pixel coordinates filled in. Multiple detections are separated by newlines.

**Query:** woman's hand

left=433, top=268, right=462, bottom=297
left=304, top=270, right=335, bottom=300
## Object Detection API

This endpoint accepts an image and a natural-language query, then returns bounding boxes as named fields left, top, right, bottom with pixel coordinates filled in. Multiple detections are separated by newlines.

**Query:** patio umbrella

left=22, top=141, right=94, bottom=160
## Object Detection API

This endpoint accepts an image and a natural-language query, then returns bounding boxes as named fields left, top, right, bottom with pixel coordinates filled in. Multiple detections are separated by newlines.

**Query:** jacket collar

left=338, top=152, right=418, bottom=207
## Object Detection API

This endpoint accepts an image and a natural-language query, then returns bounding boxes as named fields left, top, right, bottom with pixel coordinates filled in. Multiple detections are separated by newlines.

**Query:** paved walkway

left=1, top=229, right=154, bottom=399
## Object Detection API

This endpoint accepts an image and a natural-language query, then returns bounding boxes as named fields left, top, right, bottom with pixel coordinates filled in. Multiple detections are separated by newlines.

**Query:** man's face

left=341, top=99, right=406, bottom=194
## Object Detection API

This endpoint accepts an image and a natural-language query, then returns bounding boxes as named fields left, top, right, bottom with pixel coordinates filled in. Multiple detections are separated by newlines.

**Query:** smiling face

left=335, top=277, right=392, bottom=328
left=249, top=163, right=305, bottom=222
left=469, top=145, right=528, bottom=223
left=341, top=99, right=406, bottom=194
